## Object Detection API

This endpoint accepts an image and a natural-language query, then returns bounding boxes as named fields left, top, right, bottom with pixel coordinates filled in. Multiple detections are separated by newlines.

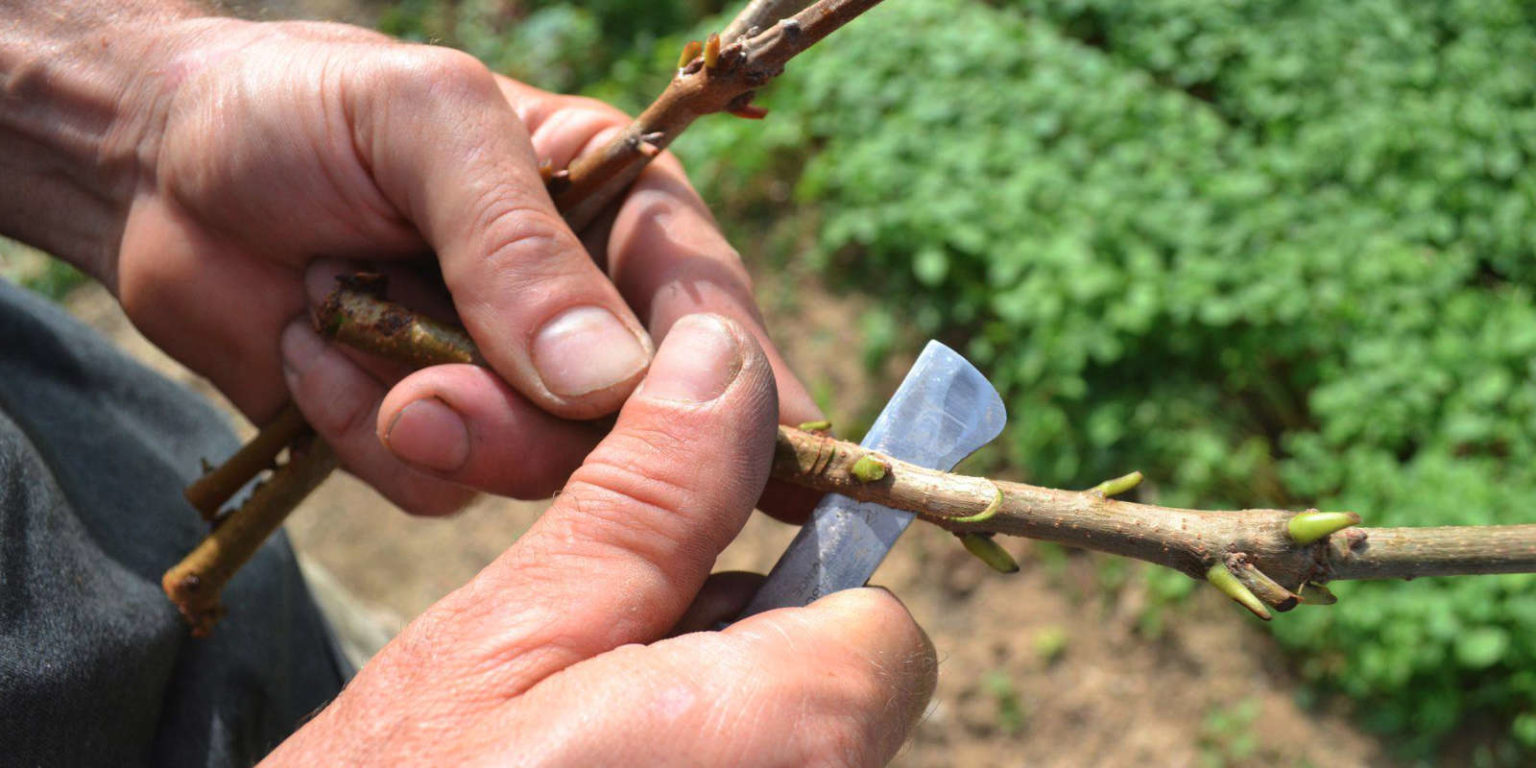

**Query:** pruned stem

left=315, top=273, right=483, bottom=367
left=183, top=403, right=311, bottom=520
left=164, top=438, right=339, bottom=635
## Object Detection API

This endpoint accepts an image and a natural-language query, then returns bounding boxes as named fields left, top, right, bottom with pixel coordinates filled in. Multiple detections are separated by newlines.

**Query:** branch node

left=960, top=533, right=1019, bottom=574
left=1226, top=554, right=1301, bottom=612
left=1288, top=510, right=1362, bottom=545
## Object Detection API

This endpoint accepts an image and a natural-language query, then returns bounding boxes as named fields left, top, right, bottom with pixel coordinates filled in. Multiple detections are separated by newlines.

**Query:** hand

left=101, top=17, right=821, bottom=513
left=262, top=315, right=936, bottom=766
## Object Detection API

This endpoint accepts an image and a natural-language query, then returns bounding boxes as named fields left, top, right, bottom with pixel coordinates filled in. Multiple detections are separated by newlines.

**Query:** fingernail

left=640, top=315, right=741, bottom=404
left=381, top=397, right=470, bottom=473
left=280, top=319, right=325, bottom=375
left=532, top=306, right=651, bottom=398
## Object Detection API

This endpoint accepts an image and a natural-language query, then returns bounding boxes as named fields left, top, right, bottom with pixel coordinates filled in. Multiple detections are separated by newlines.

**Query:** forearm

left=0, top=0, right=207, bottom=280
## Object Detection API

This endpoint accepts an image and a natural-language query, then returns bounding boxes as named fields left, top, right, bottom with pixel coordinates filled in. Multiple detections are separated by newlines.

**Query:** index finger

left=497, top=78, right=822, bottom=429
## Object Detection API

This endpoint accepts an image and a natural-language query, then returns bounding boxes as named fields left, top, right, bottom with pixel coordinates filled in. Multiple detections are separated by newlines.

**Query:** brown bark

left=164, top=438, right=339, bottom=635
left=551, top=0, right=889, bottom=232
left=319, top=287, right=1536, bottom=602
left=182, top=403, right=310, bottom=520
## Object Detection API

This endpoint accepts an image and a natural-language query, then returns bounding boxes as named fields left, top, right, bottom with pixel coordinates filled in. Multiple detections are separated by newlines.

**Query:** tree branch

left=551, top=0, right=888, bottom=232
left=182, top=403, right=310, bottom=521
left=304, top=286, right=1536, bottom=621
left=720, top=0, right=818, bottom=45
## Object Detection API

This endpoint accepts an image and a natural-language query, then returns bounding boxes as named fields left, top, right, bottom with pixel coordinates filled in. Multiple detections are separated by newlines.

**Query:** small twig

left=183, top=403, right=311, bottom=520
left=163, top=437, right=339, bottom=635
left=720, top=0, right=818, bottom=44
left=551, top=0, right=888, bottom=232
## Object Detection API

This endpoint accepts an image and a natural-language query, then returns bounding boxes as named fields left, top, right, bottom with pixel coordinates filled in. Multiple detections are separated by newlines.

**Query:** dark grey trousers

left=0, top=280, right=346, bottom=767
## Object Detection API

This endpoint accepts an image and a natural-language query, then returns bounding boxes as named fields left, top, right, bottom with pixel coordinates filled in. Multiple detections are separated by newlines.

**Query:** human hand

left=103, top=17, right=821, bottom=513
left=261, top=315, right=935, bottom=766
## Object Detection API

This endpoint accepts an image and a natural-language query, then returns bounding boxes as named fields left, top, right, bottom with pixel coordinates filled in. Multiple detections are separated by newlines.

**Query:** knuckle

left=376, top=45, right=498, bottom=105
left=476, top=202, right=578, bottom=280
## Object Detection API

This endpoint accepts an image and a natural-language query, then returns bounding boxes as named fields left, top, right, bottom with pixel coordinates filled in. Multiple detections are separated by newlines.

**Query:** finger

left=492, top=81, right=823, bottom=430
left=608, top=165, right=826, bottom=523
left=303, top=259, right=604, bottom=496
left=668, top=571, right=766, bottom=636
left=346, top=47, right=652, bottom=419
left=494, top=82, right=828, bottom=523
left=383, top=314, right=778, bottom=697
left=377, top=364, right=603, bottom=497
left=607, top=165, right=823, bottom=426
left=280, top=318, right=474, bottom=516
left=488, top=588, right=937, bottom=767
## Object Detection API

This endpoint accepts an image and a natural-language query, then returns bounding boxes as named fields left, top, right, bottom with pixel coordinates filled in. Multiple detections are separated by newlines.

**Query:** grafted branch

left=313, top=288, right=1536, bottom=612
left=166, top=0, right=890, bottom=630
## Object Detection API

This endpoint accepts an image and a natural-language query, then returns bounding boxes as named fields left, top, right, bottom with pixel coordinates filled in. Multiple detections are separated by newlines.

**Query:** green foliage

left=1199, top=698, right=1261, bottom=768
left=982, top=669, right=1027, bottom=735
left=0, top=237, right=85, bottom=302
left=377, top=0, right=720, bottom=94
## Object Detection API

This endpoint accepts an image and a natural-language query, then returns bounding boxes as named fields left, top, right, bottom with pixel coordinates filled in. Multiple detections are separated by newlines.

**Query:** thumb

left=373, top=313, right=779, bottom=699
left=346, top=46, right=652, bottom=418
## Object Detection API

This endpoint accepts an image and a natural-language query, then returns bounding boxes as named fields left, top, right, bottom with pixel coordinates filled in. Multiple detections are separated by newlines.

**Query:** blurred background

left=6, top=0, right=1534, bottom=764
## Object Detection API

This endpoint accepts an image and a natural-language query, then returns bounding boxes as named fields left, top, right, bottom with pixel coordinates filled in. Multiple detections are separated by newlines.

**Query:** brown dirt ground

left=46, top=1, right=1399, bottom=763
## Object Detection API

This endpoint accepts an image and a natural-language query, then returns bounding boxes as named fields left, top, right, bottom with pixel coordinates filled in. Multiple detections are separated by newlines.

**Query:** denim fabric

left=0, top=280, right=345, bottom=767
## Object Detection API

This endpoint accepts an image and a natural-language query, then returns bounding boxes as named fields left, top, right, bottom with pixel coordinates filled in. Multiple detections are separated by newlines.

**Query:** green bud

left=1288, top=511, right=1361, bottom=545
left=962, top=533, right=1020, bottom=573
left=850, top=455, right=889, bottom=482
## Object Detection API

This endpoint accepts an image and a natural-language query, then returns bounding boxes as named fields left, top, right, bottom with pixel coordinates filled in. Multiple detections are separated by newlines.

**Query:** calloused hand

left=262, top=315, right=936, bottom=766
left=112, top=18, right=822, bottom=514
